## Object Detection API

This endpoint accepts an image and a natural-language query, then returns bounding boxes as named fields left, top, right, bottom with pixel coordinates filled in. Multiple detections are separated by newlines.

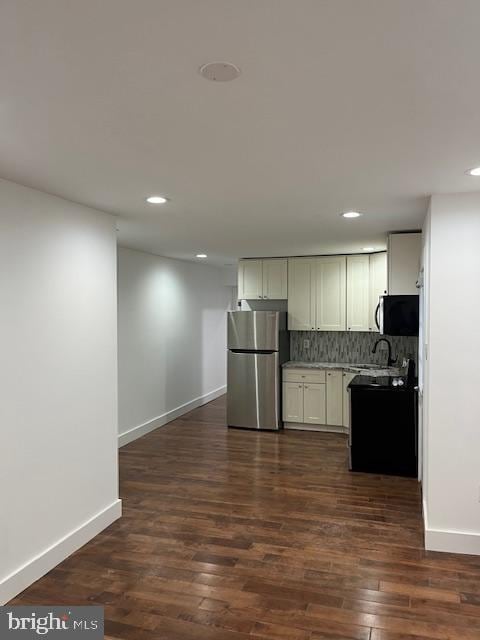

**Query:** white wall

left=423, top=192, right=480, bottom=554
left=118, top=247, right=230, bottom=445
left=0, top=179, right=120, bottom=603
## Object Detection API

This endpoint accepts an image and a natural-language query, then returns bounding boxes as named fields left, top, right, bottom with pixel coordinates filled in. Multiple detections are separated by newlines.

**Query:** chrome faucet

left=372, top=338, right=397, bottom=367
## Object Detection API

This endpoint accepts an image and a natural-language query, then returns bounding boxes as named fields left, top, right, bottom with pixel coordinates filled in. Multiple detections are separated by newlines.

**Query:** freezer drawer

left=227, top=351, right=281, bottom=430
left=227, top=311, right=281, bottom=351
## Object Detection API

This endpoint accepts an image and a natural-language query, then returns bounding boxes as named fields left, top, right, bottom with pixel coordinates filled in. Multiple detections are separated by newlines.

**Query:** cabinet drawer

left=283, top=369, right=326, bottom=383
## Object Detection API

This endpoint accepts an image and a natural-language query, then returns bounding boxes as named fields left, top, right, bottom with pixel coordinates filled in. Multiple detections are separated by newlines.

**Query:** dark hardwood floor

left=11, top=396, right=480, bottom=639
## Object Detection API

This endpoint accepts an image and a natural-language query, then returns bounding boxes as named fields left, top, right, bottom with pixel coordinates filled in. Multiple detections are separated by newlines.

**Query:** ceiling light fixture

left=341, top=211, right=362, bottom=218
left=199, top=62, right=241, bottom=82
left=467, top=167, right=480, bottom=176
left=196, top=254, right=207, bottom=259
left=146, top=196, right=168, bottom=204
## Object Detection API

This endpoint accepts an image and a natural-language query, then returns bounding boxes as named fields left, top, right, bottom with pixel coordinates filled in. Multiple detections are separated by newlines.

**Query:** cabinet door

left=282, top=382, right=304, bottom=422
left=288, top=258, right=316, bottom=330
left=346, top=255, right=370, bottom=331
left=369, top=252, right=387, bottom=332
left=263, top=259, right=288, bottom=299
left=326, top=370, right=343, bottom=426
left=315, top=256, right=346, bottom=331
left=238, top=260, right=263, bottom=299
left=342, top=371, right=357, bottom=428
left=303, top=383, right=326, bottom=424
left=388, top=232, right=422, bottom=295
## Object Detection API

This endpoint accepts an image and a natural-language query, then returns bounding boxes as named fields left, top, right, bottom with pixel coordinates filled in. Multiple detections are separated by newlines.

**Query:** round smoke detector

left=199, top=62, right=241, bottom=82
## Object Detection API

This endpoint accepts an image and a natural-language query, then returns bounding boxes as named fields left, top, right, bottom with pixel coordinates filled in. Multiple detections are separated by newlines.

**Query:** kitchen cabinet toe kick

left=284, top=422, right=348, bottom=434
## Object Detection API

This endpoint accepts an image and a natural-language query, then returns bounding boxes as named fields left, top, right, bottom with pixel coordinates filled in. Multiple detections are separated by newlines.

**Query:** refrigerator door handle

left=230, top=349, right=276, bottom=355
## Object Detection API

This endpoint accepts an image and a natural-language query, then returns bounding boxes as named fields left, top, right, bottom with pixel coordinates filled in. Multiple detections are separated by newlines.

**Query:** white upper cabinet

left=346, top=255, right=370, bottom=331
left=262, top=259, right=288, bottom=299
left=247, top=250, right=390, bottom=332
left=388, top=233, right=421, bottom=295
left=315, top=256, right=346, bottom=331
left=369, top=252, right=387, bottom=332
left=238, top=260, right=263, bottom=299
left=238, top=258, right=287, bottom=299
left=288, top=258, right=316, bottom=330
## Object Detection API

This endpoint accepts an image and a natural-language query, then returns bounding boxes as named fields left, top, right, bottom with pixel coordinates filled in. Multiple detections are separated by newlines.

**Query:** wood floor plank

left=10, top=396, right=480, bottom=640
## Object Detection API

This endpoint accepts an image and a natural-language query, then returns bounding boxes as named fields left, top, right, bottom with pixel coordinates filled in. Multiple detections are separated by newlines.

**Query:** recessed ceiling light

left=146, top=195, right=167, bottom=204
left=467, top=167, right=480, bottom=176
left=341, top=211, right=362, bottom=218
left=196, top=254, right=207, bottom=259
left=199, top=62, right=241, bottom=82
left=362, top=246, right=374, bottom=251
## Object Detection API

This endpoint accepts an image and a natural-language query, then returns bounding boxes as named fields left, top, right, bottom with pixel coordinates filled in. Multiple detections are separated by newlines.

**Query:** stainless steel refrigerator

left=227, top=311, right=289, bottom=430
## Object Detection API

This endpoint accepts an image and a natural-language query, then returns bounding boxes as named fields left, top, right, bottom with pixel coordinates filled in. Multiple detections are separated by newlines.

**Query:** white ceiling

left=2, top=0, right=480, bottom=265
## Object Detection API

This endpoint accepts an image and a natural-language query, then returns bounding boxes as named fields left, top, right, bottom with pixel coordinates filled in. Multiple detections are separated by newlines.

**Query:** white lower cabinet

left=282, top=382, right=304, bottom=422
left=283, top=368, right=345, bottom=429
left=326, top=370, right=343, bottom=426
left=303, top=383, right=327, bottom=424
left=342, top=371, right=357, bottom=428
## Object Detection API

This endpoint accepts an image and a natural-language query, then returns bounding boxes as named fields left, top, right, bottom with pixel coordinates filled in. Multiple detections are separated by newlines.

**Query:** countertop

left=283, top=360, right=401, bottom=377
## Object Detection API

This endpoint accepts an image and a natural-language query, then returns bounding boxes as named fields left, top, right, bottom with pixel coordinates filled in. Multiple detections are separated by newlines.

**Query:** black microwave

left=376, top=295, right=419, bottom=336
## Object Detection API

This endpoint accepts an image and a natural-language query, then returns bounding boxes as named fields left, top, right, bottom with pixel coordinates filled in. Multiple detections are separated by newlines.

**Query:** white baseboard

left=118, top=385, right=227, bottom=448
left=0, top=499, right=122, bottom=605
left=423, top=498, right=480, bottom=555
left=425, top=528, right=480, bottom=555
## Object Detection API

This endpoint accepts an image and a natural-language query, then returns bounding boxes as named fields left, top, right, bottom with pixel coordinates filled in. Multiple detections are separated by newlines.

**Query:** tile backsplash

left=290, top=331, right=418, bottom=366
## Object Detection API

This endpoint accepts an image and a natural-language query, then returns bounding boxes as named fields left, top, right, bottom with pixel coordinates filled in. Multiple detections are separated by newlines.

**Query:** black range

left=348, top=375, right=418, bottom=477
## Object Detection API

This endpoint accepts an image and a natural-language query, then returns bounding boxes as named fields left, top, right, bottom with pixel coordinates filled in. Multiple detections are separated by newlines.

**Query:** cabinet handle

left=298, top=385, right=302, bottom=388
left=258, top=295, right=262, bottom=298
left=304, top=385, right=309, bottom=389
